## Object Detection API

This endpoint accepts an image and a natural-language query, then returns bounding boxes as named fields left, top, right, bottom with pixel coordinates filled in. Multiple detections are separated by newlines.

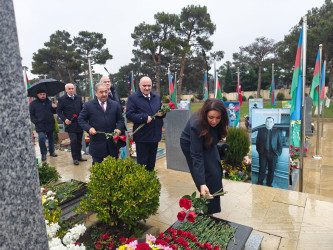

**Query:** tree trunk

left=328, top=63, right=333, bottom=98
left=155, top=62, right=160, bottom=96
left=67, top=69, right=74, bottom=83
left=55, top=60, right=64, bottom=82
left=177, top=54, right=186, bottom=103
left=256, top=65, right=262, bottom=98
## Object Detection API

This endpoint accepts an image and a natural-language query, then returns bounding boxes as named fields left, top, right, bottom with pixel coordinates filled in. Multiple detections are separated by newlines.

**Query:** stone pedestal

left=0, top=1, right=49, bottom=248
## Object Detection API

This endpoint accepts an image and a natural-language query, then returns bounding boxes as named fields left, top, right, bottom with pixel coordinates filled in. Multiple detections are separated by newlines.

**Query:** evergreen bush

left=242, top=95, right=246, bottom=101
left=161, top=95, right=170, bottom=103
left=76, top=157, right=161, bottom=229
left=38, top=162, right=61, bottom=185
left=225, top=127, right=250, bottom=167
left=222, top=96, right=227, bottom=101
left=276, top=92, right=285, bottom=100
left=248, top=95, right=254, bottom=99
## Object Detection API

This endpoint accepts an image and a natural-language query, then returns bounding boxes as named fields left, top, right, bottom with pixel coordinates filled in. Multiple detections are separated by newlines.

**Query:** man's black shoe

left=78, top=158, right=87, bottom=161
left=74, top=160, right=79, bottom=165
left=50, top=152, right=58, bottom=157
left=42, top=155, right=46, bottom=161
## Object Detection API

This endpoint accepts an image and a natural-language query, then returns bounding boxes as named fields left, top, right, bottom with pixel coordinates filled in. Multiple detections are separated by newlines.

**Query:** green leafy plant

left=38, top=162, right=61, bottom=185
left=242, top=95, right=246, bottom=101
left=222, top=96, right=227, bottom=101
left=225, top=127, right=250, bottom=167
left=276, top=92, right=285, bottom=100
left=248, top=95, right=254, bottom=99
left=76, top=157, right=161, bottom=230
left=161, top=95, right=170, bottom=103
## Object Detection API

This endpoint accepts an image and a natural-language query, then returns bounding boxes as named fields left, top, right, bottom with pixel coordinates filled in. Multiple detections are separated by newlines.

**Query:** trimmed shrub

left=276, top=92, right=285, bottom=100
left=222, top=96, right=227, bottom=101
left=242, top=95, right=246, bottom=101
left=248, top=95, right=254, bottom=99
left=191, top=97, right=195, bottom=103
left=76, top=157, right=161, bottom=229
left=225, top=127, right=250, bottom=167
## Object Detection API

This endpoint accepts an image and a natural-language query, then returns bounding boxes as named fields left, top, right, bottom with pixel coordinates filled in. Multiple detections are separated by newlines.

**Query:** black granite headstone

left=164, top=109, right=191, bottom=172
left=0, top=1, right=49, bottom=248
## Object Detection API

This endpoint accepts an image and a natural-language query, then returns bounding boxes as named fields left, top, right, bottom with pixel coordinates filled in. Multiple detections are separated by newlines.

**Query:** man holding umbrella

left=29, top=89, right=58, bottom=161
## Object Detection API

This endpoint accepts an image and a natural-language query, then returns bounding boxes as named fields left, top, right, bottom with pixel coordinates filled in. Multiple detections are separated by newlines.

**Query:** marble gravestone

left=164, top=109, right=191, bottom=172
left=305, top=97, right=313, bottom=136
left=0, top=1, right=49, bottom=248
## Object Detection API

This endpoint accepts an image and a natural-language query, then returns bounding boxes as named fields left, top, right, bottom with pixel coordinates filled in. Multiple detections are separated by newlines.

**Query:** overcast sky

left=13, top=0, right=325, bottom=78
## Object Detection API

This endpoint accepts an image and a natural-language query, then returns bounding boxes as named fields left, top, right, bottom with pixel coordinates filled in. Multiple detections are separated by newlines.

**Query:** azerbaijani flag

left=26, top=75, right=34, bottom=103
left=290, top=28, right=303, bottom=120
left=320, top=62, right=326, bottom=103
left=204, top=73, right=208, bottom=101
left=215, top=72, right=222, bottom=100
left=131, top=72, right=135, bottom=94
left=310, top=49, right=320, bottom=106
left=270, top=75, right=275, bottom=107
left=236, top=78, right=242, bottom=105
left=169, top=72, right=177, bottom=109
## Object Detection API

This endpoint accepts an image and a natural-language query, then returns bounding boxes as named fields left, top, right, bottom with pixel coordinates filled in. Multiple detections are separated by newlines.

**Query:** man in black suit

left=256, top=117, right=282, bottom=187
left=100, top=76, right=124, bottom=112
left=78, top=82, right=125, bottom=165
left=57, top=83, right=87, bottom=165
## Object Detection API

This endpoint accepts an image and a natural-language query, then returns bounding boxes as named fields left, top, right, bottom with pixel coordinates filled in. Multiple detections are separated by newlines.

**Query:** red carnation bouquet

left=133, top=102, right=175, bottom=135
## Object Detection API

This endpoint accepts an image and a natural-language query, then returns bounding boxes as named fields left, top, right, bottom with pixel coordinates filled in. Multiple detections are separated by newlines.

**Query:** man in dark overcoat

left=29, top=89, right=58, bottom=162
left=100, top=76, right=124, bottom=112
left=78, top=82, right=125, bottom=165
left=57, top=83, right=87, bottom=165
left=256, top=117, right=283, bottom=186
left=126, top=76, right=165, bottom=171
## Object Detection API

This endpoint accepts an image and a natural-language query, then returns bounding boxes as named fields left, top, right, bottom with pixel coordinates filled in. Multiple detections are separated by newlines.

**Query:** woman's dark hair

left=197, top=98, right=229, bottom=148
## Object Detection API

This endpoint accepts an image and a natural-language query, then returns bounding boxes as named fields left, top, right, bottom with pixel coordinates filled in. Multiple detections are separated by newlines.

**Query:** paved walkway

left=41, top=121, right=333, bottom=250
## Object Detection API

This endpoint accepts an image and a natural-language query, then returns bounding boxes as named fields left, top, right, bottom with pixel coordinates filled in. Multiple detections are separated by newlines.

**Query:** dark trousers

left=68, top=132, right=83, bottom=160
left=258, top=153, right=278, bottom=186
left=136, top=142, right=158, bottom=171
left=38, top=131, right=55, bottom=156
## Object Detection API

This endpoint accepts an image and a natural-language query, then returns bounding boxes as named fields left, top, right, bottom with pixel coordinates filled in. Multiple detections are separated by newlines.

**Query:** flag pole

left=237, top=66, right=240, bottom=101
left=321, top=60, right=326, bottom=138
left=214, top=61, right=216, bottom=98
left=174, top=72, right=177, bottom=102
left=87, top=56, right=94, bottom=100
left=272, top=63, right=274, bottom=107
left=313, top=44, right=322, bottom=159
left=168, top=66, right=170, bottom=96
left=299, top=16, right=307, bottom=192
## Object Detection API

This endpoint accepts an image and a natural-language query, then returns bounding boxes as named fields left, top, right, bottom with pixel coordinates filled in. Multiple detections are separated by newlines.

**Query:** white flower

left=49, top=237, right=67, bottom=250
left=45, top=221, right=60, bottom=239
left=62, top=224, right=86, bottom=245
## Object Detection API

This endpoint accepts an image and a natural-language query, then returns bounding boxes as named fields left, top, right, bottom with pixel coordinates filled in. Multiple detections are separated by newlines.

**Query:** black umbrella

left=27, top=78, right=65, bottom=97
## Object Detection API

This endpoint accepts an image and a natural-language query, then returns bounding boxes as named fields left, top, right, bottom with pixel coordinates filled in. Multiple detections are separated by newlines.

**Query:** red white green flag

left=310, top=50, right=320, bottom=106
left=131, top=72, right=135, bottom=95
left=169, top=72, right=177, bottom=109
left=26, top=75, right=34, bottom=103
left=215, top=72, right=222, bottom=100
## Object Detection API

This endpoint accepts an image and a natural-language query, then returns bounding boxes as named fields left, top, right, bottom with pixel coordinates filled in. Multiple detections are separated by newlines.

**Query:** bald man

left=57, top=83, right=87, bottom=165
left=100, top=76, right=124, bottom=112
left=126, top=76, right=165, bottom=171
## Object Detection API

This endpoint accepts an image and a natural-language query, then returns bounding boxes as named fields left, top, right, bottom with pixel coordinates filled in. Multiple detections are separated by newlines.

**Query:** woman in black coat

left=180, top=98, right=229, bottom=215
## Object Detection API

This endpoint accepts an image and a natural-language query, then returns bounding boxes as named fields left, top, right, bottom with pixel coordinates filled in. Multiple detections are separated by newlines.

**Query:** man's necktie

left=101, top=102, right=106, bottom=112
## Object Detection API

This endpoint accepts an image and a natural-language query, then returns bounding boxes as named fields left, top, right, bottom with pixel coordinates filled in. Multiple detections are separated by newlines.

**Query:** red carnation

left=182, top=240, right=189, bottom=248
left=170, top=244, right=178, bottom=250
left=74, top=242, right=79, bottom=246
left=73, top=114, right=77, bottom=117
left=169, top=101, right=176, bottom=110
left=101, top=233, right=110, bottom=240
left=168, top=228, right=173, bottom=234
left=179, top=198, right=191, bottom=210
left=204, top=242, right=213, bottom=250
left=177, top=211, right=186, bottom=221
left=120, top=135, right=126, bottom=141
left=155, top=239, right=168, bottom=246
left=186, top=211, right=197, bottom=223
left=164, top=236, right=170, bottom=243
left=213, top=245, right=220, bottom=250
left=158, top=232, right=165, bottom=239
left=136, top=242, right=150, bottom=250
left=119, top=237, right=127, bottom=243
left=113, top=135, right=119, bottom=141
left=177, top=237, right=184, bottom=244
left=125, top=238, right=137, bottom=244
left=186, top=248, right=192, bottom=250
